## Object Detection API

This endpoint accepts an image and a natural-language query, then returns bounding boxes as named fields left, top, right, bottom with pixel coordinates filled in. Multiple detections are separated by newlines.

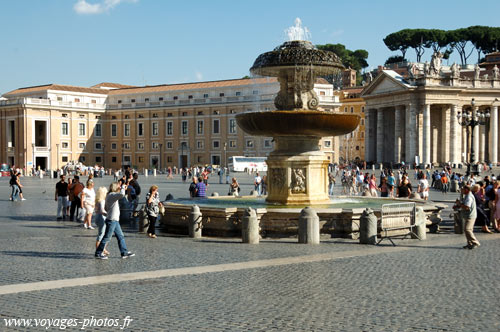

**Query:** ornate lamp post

left=159, top=143, right=163, bottom=171
left=457, top=98, right=490, bottom=175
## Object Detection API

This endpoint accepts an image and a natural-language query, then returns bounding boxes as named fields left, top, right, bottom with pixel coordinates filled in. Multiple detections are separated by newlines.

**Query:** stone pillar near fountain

left=236, top=29, right=360, bottom=206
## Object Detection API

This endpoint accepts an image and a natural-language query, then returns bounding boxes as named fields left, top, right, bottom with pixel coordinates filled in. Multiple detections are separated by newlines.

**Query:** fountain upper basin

left=236, top=110, right=360, bottom=137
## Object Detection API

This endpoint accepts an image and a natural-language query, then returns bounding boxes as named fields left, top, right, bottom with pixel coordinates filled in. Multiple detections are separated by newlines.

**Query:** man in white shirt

left=254, top=172, right=262, bottom=196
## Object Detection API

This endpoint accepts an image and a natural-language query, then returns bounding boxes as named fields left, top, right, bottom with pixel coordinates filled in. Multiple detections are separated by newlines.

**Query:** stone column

left=423, top=104, right=431, bottom=166
left=450, top=105, right=460, bottom=165
left=417, top=111, right=423, bottom=164
left=364, top=109, right=371, bottom=162
left=490, top=106, right=498, bottom=165
left=405, top=104, right=417, bottom=165
left=441, top=106, right=450, bottom=163
left=394, top=106, right=403, bottom=163
left=479, top=124, right=486, bottom=162
left=376, top=109, right=384, bottom=163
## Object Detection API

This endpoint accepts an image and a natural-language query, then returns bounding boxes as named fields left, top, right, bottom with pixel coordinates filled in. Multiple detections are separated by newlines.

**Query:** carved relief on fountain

left=270, top=168, right=286, bottom=193
left=290, top=168, right=307, bottom=194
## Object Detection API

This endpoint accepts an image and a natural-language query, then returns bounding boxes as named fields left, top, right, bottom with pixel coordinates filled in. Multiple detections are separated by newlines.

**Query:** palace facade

left=0, top=78, right=341, bottom=172
left=337, top=87, right=366, bottom=164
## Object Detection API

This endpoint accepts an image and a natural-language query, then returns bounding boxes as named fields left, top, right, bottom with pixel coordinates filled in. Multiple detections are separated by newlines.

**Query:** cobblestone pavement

left=0, top=172, right=499, bottom=331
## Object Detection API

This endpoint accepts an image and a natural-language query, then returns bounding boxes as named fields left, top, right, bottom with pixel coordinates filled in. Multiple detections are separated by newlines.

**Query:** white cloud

left=195, top=71, right=203, bottom=81
left=74, top=0, right=137, bottom=15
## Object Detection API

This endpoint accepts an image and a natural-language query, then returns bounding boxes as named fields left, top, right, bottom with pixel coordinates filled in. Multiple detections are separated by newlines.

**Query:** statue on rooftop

left=429, top=51, right=443, bottom=76
left=493, top=65, right=499, bottom=80
left=474, top=64, right=481, bottom=80
left=451, top=63, right=461, bottom=78
left=407, top=63, right=417, bottom=78
left=424, top=61, right=430, bottom=76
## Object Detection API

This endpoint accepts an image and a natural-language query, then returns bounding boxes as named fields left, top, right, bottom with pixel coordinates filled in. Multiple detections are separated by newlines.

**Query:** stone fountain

left=160, top=20, right=445, bottom=238
left=236, top=22, right=359, bottom=205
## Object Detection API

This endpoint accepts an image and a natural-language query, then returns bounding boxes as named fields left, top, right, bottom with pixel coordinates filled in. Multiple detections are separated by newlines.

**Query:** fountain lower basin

left=160, top=196, right=446, bottom=238
left=235, top=110, right=359, bottom=137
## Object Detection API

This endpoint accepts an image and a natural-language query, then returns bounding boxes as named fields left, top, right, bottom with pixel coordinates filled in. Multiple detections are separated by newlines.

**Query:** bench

left=377, top=202, right=422, bottom=246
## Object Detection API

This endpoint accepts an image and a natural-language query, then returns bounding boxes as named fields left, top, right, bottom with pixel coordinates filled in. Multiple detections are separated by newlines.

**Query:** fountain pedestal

left=266, top=137, right=330, bottom=205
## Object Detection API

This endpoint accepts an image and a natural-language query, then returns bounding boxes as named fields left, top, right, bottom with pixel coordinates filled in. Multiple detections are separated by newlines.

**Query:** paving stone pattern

left=0, top=173, right=499, bottom=331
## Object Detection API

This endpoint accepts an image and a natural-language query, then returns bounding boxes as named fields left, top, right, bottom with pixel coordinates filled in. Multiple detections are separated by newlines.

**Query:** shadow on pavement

left=0, top=251, right=90, bottom=259
left=7, top=215, right=55, bottom=222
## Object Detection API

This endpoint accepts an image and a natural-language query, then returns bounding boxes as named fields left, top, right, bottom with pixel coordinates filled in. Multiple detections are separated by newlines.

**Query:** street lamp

left=457, top=98, right=490, bottom=175
left=159, top=143, right=163, bottom=171
left=56, top=143, right=59, bottom=171
left=223, top=142, right=227, bottom=168
left=32, top=143, right=35, bottom=176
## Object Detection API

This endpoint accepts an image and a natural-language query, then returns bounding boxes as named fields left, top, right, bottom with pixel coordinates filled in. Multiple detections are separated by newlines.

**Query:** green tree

left=468, top=26, right=491, bottom=63
left=316, top=43, right=369, bottom=71
left=423, top=29, right=448, bottom=53
left=447, top=28, right=474, bottom=65
left=383, top=29, right=411, bottom=59
left=384, top=55, right=406, bottom=65
left=316, top=43, right=369, bottom=86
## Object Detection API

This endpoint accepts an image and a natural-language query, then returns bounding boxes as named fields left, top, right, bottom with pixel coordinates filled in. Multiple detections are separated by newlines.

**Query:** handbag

left=76, top=207, right=86, bottom=222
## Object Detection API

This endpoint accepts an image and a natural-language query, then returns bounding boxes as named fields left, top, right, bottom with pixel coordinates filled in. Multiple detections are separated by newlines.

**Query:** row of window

left=58, top=138, right=273, bottom=153
left=61, top=123, right=101, bottom=137
left=116, top=91, right=259, bottom=104
left=111, top=119, right=237, bottom=137
left=60, top=119, right=238, bottom=138
left=72, top=154, right=222, bottom=165
left=343, top=106, right=365, bottom=113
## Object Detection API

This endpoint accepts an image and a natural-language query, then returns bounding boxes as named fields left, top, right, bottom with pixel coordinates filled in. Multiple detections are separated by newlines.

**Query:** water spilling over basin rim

left=236, top=110, right=360, bottom=137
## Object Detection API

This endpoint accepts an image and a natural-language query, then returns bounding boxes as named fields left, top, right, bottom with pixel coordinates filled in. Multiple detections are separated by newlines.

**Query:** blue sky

left=1, top=0, right=500, bottom=94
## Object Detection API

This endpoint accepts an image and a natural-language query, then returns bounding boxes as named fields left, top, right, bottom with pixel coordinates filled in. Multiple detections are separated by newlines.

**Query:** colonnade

left=365, top=103, right=499, bottom=166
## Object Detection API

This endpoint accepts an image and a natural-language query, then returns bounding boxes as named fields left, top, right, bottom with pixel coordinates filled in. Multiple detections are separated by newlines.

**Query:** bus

left=228, top=156, right=267, bottom=172
left=0, top=164, right=11, bottom=177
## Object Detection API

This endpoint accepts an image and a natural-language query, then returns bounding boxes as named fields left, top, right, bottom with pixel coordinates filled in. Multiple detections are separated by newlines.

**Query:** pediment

left=362, top=71, right=410, bottom=97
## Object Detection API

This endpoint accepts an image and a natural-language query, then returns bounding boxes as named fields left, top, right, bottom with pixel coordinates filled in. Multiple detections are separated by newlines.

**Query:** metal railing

left=378, top=202, right=417, bottom=246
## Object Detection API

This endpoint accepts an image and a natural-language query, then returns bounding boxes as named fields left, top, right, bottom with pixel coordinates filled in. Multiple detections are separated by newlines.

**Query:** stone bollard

left=359, top=208, right=377, bottom=244
left=453, top=211, right=464, bottom=234
left=138, top=206, right=149, bottom=233
left=242, top=207, right=259, bottom=244
left=188, top=205, right=202, bottom=238
left=153, top=169, right=157, bottom=176
left=144, top=168, right=148, bottom=177
left=211, top=192, right=219, bottom=197
left=409, top=192, right=421, bottom=200
left=298, top=207, right=320, bottom=244
left=412, top=207, right=427, bottom=240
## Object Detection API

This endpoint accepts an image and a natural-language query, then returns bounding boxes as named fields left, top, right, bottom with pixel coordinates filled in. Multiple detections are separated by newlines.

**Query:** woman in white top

left=80, top=180, right=96, bottom=229
left=94, top=186, right=109, bottom=255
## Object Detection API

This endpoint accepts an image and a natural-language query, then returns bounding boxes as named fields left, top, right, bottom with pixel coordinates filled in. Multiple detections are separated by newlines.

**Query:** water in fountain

left=285, top=17, right=311, bottom=42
